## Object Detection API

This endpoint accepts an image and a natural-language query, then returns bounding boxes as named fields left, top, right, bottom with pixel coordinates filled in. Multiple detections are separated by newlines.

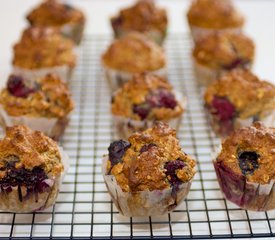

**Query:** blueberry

left=147, top=89, right=177, bottom=109
left=140, top=143, right=156, bottom=153
left=7, top=75, right=36, bottom=98
left=108, top=140, right=131, bottom=166
left=164, top=160, right=185, bottom=187
left=238, top=151, right=259, bottom=175
left=211, top=96, right=236, bottom=121
left=133, top=103, right=151, bottom=120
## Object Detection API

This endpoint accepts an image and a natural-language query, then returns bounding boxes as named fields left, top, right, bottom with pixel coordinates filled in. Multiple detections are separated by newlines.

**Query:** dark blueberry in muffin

left=211, top=96, right=236, bottom=121
left=164, top=160, right=185, bottom=187
left=133, top=103, right=151, bottom=120
left=7, top=75, right=36, bottom=98
left=238, top=151, right=259, bottom=175
left=108, top=140, right=131, bottom=166
left=140, top=143, right=157, bottom=153
left=147, top=89, right=177, bottom=109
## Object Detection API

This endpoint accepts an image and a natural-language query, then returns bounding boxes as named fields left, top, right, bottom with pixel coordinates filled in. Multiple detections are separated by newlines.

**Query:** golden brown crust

left=27, top=0, right=85, bottom=26
left=102, top=33, right=166, bottom=73
left=111, top=0, right=167, bottom=33
left=216, top=122, right=275, bottom=184
left=204, top=69, right=275, bottom=119
left=187, top=0, right=244, bottom=29
left=193, top=32, right=254, bottom=69
left=0, top=74, right=74, bottom=118
left=13, top=27, right=76, bottom=69
left=0, top=125, right=63, bottom=175
left=111, top=73, right=184, bottom=120
left=109, top=122, right=196, bottom=192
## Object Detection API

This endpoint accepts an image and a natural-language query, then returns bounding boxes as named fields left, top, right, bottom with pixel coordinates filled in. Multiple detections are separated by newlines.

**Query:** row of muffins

left=0, top=0, right=86, bottom=213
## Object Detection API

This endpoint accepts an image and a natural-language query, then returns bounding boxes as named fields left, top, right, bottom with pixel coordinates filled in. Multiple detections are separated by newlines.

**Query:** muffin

left=103, top=122, right=196, bottom=217
left=26, top=0, right=85, bottom=45
left=111, top=0, right=168, bottom=45
left=12, top=27, right=76, bottom=82
left=213, top=122, right=275, bottom=211
left=111, top=73, right=185, bottom=139
left=193, top=31, right=255, bottom=86
left=204, top=69, right=275, bottom=137
left=102, top=32, right=166, bottom=91
left=187, top=0, right=245, bottom=42
left=0, top=74, right=74, bottom=141
left=0, top=125, right=69, bottom=213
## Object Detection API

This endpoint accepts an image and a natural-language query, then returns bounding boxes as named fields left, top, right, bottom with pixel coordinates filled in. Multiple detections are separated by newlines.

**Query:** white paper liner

left=12, top=65, right=73, bottom=83
left=0, top=106, right=69, bottom=141
left=0, top=146, right=70, bottom=213
left=61, top=21, right=85, bottom=46
left=102, top=157, right=193, bottom=217
left=213, top=147, right=275, bottom=211
left=112, top=92, right=186, bottom=139
left=103, top=66, right=167, bottom=92
left=190, top=25, right=242, bottom=43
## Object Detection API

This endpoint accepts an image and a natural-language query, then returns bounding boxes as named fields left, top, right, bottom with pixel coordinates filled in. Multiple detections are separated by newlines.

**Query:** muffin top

left=102, top=33, right=166, bottom=73
left=0, top=125, right=63, bottom=178
left=216, top=122, right=275, bottom=184
left=187, top=0, right=244, bottom=29
left=111, top=0, right=167, bottom=33
left=193, top=32, right=255, bottom=70
left=204, top=69, right=275, bottom=119
left=0, top=74, right=74, bottom=118
left=13, top=27, right=76, bottom=69
left=106, top=122, right=196, bottom=192
left=27, top=0, right=85, bottom=26
left=112, top=73, right=184, bottom=121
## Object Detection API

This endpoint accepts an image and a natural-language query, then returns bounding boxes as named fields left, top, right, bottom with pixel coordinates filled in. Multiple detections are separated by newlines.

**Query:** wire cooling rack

left=0, top=34, right=274, bottom=239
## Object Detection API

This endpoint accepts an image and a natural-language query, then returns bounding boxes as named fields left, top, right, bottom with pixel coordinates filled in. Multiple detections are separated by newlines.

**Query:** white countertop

left=0, top=0, right=275, bottom=84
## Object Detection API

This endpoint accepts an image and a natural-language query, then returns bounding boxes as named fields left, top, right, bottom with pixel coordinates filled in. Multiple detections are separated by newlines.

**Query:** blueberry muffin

left=0, top=74, right=74, bottom=141
left=193, top=31, right=255, bottom=86
left=187, top=0, right=245, bottom=42
left=102, top=32, right=166, bottom=91
left=27, top=0, right=85, bottom=45
left=111, top=0, right=168, bottom=45
left=103, top=122, right=196, bottom=216
left=204, top=69, right=275, bottom=137
left=13, top=27, right=76, bottom=82
left=214, top=122, right=275, bottom=211
left=0, top=125, right=69, bottom=213
left=111, top=73, right=185, bottom=139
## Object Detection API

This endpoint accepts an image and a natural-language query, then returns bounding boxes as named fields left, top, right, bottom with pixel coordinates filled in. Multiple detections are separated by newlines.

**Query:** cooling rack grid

left=0, top=34, right=274, bottom=239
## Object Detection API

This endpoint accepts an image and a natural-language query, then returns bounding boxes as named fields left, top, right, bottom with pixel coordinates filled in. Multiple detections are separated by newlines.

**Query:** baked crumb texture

left=104, top=122, right=196, bottom=216
left=13, top=26, right=76, bottom=69
left=204, top=69, right=275, bottom=136
left=214, top=122, right=275, bottom=211
left=111, top=0, right=168, bottom=45
left=0, top=125, right=64, bottom=212
left=26, top=0, right=85, bottom=44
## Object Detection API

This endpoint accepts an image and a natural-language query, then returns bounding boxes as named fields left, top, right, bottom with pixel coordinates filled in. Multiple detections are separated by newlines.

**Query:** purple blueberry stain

left=223, top=58, right=250, bottom=70
left=164, top=160, right=185, bottom=188
left=238, top=151, right=259, bottom=175
left=133, top=103, right=151, bottom=120
left=7, top=75, right=36, bottom=98
left=211, top=96, right=236, bottom=121
left=108, top=140, right=131, bottom=167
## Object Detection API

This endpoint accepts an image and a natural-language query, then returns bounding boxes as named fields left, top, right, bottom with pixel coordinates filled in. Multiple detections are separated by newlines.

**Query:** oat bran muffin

left=27, top=0, right=85, bottom=45
left=103, top=122, right=196, bottom=216
left=0, top=74, right=74, bottom=141
left=187, top=0, right=245, bottom=42
left=13, top=26, right=76, bottom=82
left=214, top=122, right=275, bottom=211
left=193, top=31, right=255, bottom=86
left=204, top=69, right=275, bottom=137
left=111, top=0, right=168, bottom=45
left=0, top=125, right=69, bottom=213
left=111, top=73, right=185, bottom=139
left=102, top=32, right=166, bottom=90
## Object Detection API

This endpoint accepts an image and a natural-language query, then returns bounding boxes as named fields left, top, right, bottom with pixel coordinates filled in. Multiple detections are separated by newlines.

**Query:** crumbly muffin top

left=102, top=33, right=166, bottom=73
left=216, top=122, right=275, bottom=184
left=106, top=122, right=196, bottom=192
left=111, top=0, right=167, bottom=33
left=112, top=73, right=184, bottom=120
left=187, top=0, right=244, bottom=29
left=0, top=125, right=63, bottom=176
left=0, top=74, right=74, bottom=118
left=193, top=32, right=255, bottom=70
left=13, top=27, right=76, bottom=69
left=27, top=0, right=85, bottom=26
left=204, top=69, right=275, bottom=119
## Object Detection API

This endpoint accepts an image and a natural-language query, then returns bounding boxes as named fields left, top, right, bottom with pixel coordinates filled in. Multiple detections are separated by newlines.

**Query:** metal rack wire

left=0, top=34, right=274, bottom=239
